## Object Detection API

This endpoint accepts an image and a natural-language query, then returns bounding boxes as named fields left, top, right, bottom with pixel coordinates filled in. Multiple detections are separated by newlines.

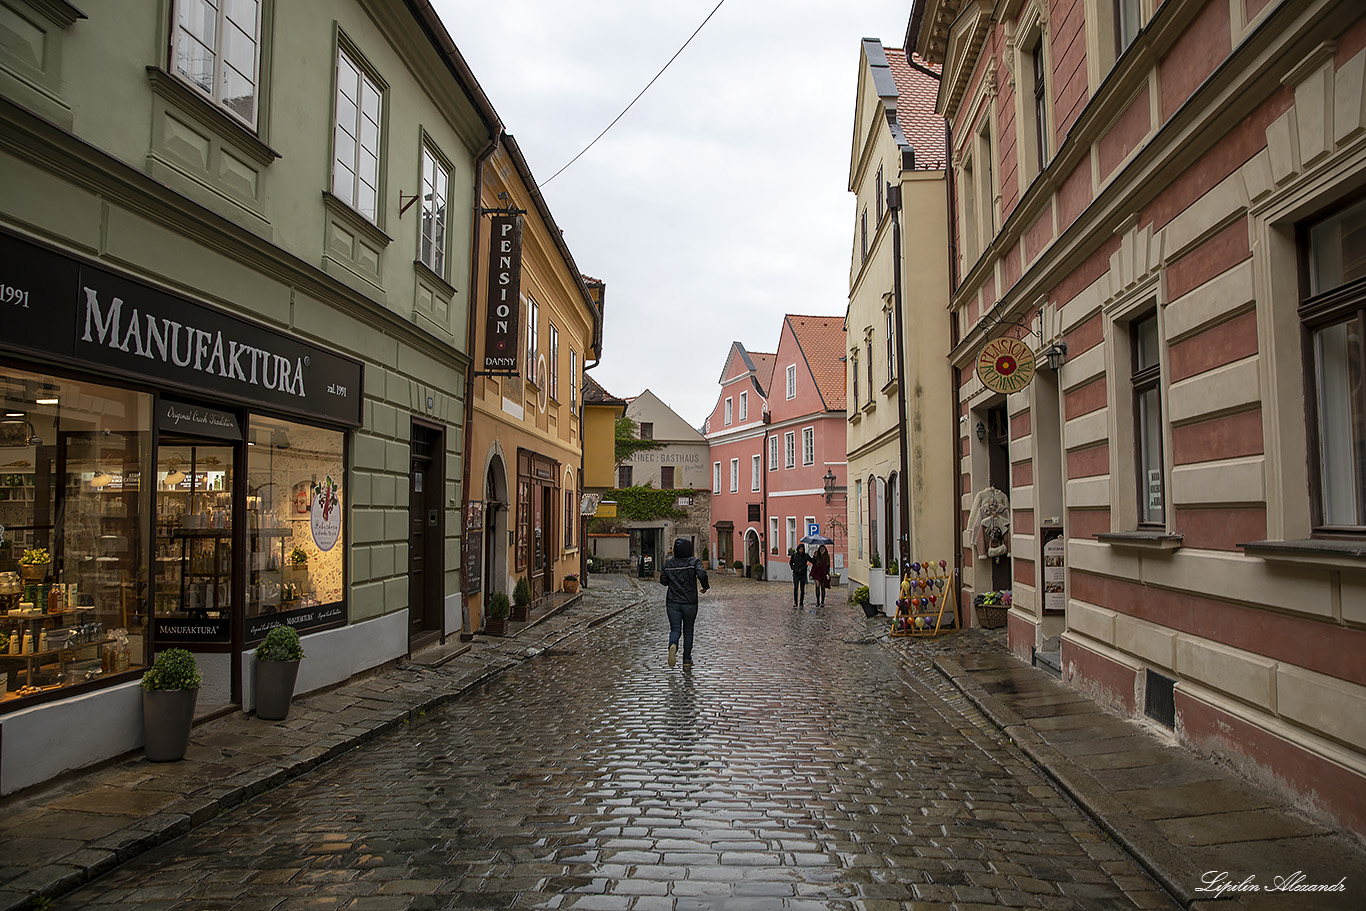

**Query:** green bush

left=732, top=560, right=744, bottom=570
left=141, top=648, right=202, bottom=691
left=852, top=585, right=871, bottom=605
left=256, top=625, right=304, bottom=662
left=513, top=576, right=531, bottom=607
left=606, top=487, right=686, bottom=521
left=487, top=591, right=511, bottom=619
left=870, top=552, right=881, bottom=569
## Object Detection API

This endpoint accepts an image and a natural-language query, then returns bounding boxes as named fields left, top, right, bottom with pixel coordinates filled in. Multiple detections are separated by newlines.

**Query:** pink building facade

left=704, top=317, right=848, bottom=581
left=912, top=0, right=1366, bottom=834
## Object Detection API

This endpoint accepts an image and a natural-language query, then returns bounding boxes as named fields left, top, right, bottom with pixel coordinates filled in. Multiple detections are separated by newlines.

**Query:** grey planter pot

left=142, top=688, right=198, bottom=762
left=255, top=659, right=300, bottom=721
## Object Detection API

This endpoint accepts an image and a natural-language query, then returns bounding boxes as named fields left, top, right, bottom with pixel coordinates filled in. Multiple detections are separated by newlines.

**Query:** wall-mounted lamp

left=1045, top=341, right=1068, bottom=371
left=1, top=419, right=42, bottom=446
left=976, top=421, right=987, bottom=443
left=823, top=468, right=837, bottom=503
left=164, top=453, right=186, bottom=487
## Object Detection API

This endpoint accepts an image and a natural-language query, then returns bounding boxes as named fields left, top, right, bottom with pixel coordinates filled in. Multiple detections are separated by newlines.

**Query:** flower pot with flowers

left=141, top=648, right=201, bottom=761
left=19, top=547, right=50, bottom=582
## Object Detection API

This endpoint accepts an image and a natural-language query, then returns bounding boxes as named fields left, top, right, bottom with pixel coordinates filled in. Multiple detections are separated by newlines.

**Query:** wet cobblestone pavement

left=57, top=575, right=1178, bottom=910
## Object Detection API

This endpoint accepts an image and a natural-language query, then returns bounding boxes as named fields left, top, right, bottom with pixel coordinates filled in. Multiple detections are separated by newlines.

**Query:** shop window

left=1304, top=198, right=1366, bottom=529
left=243, top=416, right=345, bottom=640
left=0, top=369, right=152, bottom=705
left=172, top=0, right=262, bottom=128
left=1132, top=312, right=1165, bottom=526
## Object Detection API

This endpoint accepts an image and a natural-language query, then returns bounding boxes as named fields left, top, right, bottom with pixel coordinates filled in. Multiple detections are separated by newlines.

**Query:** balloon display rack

left=891, top=561, right=958, bottom=638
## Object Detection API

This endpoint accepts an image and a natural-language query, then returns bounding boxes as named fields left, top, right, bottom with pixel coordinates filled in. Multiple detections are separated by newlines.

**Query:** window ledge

left=1239, top=538, right=1366, bottom=570
left=862, top=400, right=877, bottom=414
left=146, top=67, right=278, bottom=166
left=881, top=377, right=899, bottom=396
left=414, top=260, right=456, bottom=299
left=849, top=410, right=862, bottom=423
left=1094, top=530, right=1183, bottom=551
left=322, top=191, right=391, bottom=248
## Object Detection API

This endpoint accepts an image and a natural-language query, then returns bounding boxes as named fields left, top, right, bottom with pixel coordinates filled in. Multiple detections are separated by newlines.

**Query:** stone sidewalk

left=934, top=651, right=1366, bottom=909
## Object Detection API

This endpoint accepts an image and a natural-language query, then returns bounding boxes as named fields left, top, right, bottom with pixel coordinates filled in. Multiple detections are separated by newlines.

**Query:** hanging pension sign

left=483, top=215, right=523, bottom=373
left=976, top=336, right=1036, bottom=394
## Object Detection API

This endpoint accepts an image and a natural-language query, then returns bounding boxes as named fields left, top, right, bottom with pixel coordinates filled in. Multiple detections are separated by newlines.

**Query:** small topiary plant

left=852, top=585, right=871, bottom=605
left=255, top=625, right=304, bottom=662
left=487, top=591, right=511, bottom=620
left=141, top=648, right=202, bottom=691
left=732, top=560, right=744, bottom=571
left=513, top=576, right=531, bottom=607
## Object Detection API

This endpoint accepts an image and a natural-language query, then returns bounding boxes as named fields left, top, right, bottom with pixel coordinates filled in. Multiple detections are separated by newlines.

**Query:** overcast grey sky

left=433, top=1, right=913, bottom=427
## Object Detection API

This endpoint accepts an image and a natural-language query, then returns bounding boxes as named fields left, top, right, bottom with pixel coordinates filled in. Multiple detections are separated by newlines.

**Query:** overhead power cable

left=542, top=0, right=727, bottom=185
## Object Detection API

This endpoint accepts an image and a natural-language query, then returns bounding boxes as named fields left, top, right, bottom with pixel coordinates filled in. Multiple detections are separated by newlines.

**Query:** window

left=786, top=517, right=797, bottom=553
left=855, top=478, right=864, bottom=557
left=802, top=427, right=815, bottom=465
left=618, top=465, right=633, bottom=488
left=1304, top=198, right=1366, bottom=528
left=639, top=421, right=653, bottom=440
left=977, top=120, right=996, bottom=237
left=868, top=476, right=879, bottom=563
left=786, top=365, right=797, bottom=399
left=565, top=488, right=574, bottom=548
left=548, top=324, right=559, bottom=401
left=769, top=516, right=779, bottom=554
left=740, top=391, right=748, bottom=421
left=724, top=397, right=732, bottom=425
left=713, top=461, right=722, bottom=493
left=1116, top=0, right=1141, bottom=56
left=804, top=516, right=817, bottom=541
left=751, top=454, right=761, bottom=491
left=730, top=458, right=739, bottom=493
left=961, top=153, right=978, bottom=261
left=866, top=336, right=875, bottom=397
left=525, top=298, right=540, bottom=380
left=172, top=0, right=262, bottom=127
left=1132, top=312, right=1164, bottom=525
left=332, top=46, right=382, bottom=223
left=662, top=466, right=675, bottom=490
left=419, top=146, right=448, bottom=276
left=885, top=308, right=895, bottom=383
left=768, top=435, right=778, bottom=470
left=875, top=164, right=884, bottom=222
left=1032, top=42, right=1050, bottom=172
left=784, top=431, right=795, bottom=469
left=851, top=349, right=860, bottom=409
left=860, top=207, right=868, bottom=262
left=569, top=349, right=578, bottom=413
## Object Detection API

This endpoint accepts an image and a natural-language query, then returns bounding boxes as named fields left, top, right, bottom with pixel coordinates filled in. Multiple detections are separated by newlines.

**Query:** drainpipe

left=580, top=279, right=605, bottom=588
left=459, top=131, right=500, bottom=640
left=887, top=178, right=912, bottom=575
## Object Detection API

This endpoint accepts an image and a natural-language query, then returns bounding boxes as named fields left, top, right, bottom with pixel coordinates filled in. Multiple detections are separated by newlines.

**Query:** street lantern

left=823, top=468, right=837, bottom=502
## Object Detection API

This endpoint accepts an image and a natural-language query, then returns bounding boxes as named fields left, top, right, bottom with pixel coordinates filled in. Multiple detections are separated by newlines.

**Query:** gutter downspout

left=945, top=118, right=964, bottom=624
left=888, top=177, right=912, bottom=576
left=580, top=279, right=605, bottom=588
left=459, top=132, right=500, bottom=640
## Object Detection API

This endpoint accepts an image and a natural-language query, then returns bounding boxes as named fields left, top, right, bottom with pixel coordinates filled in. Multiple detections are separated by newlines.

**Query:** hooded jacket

left=659, top=536, right=709, bottom=605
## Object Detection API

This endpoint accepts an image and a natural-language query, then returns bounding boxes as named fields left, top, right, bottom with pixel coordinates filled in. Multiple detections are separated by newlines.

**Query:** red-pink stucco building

left=704, top=316, right=848, bottom=581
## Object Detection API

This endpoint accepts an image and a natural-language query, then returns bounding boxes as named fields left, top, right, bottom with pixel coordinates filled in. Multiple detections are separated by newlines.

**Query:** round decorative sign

left=310, top=475, right=342, bottom=552
left=976, top=336, right=1036, bottom=394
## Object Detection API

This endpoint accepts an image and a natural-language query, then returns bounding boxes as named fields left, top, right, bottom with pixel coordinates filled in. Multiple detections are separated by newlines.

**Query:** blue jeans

left=667, top=603, right=698, bottom=662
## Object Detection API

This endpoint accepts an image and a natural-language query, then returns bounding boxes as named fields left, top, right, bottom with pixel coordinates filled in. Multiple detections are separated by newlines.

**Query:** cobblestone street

left=58, top=575, right=1177, bottom=910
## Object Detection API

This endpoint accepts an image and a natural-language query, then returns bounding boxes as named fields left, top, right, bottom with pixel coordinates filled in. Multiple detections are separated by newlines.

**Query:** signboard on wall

left=975, top=336, right=1036, bottom=394
left=483, top=215, right=523, bottom=372
left=1041, top=526, right=1065, bottom=614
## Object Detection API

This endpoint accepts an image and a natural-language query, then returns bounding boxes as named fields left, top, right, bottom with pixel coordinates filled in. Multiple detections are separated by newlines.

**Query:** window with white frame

left=724, top=397, right=732, bottom=425
left=419, top=146, right=448, bottom=276
left=860, top=207, right=868, bottom=262
left=875, top=164, right=884, bottom=222
left=1304, top=197, right=1366, bottom=528
left=786, top=517, right=797, bottom=553
left=740, top=391, right=748, bottom=421
left=855, top=478, right=864, bottom=557
left=1132, top=312, right=1164, bottom=525
left=885, top=308, right=895, bottom=383
left=1116, top=0, right=1141, bottom=56
left=751, top=454, right=761, bottom=491
left=802, top=427, right=814, bottom=465
left=784, top=431, right=795, bottom=469
left=332, top=46, right=382, bottom=223
left=525, top=298, right=540, bottom=380
left=769, top=516, right=779, bottom=555
left=851, top=349, right=860, bottom=409
left=977, top=119, right=996, bottom=238
left=1014, top=10, right=1051, bottom=189
left=786, top=364, right=796, bottom=399
left=960, top=152, right=978, bottom=262
left=569, top=349, right=577, bottom=413
left=866, top=335, right=875, bottom=397
left=730, top=458, right=739, bottom=493
left=548, top=324, right=559, bottom=401
left=804, top=516, right=816, bottom=540
left=172, top=0, right=262, bottom=127
left=768, top=435, right=778, bottom=470
left=713, top=461, right=721, bottom=494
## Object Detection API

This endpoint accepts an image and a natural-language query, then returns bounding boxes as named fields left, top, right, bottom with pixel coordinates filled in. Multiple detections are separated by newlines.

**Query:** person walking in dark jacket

left=659, top=537, right=708, bottom=668
left=789, top=543, right=811, bottom=607
left=811, top=544, right=831, bottom=606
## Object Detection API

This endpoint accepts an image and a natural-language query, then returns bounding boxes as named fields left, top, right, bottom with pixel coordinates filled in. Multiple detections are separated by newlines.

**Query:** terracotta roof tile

left=787, top=315, right=847, bottom=411
left=749, top=351, right=776, bottom=394
left=582, top=374, right=625, bottom=406
left=886, top=48, right=947, bottom=170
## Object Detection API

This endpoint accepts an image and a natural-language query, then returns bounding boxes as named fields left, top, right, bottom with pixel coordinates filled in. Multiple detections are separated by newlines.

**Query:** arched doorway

left=484, top=456, right=509, bottom=610
left=744, top=528, right=761, bottom=576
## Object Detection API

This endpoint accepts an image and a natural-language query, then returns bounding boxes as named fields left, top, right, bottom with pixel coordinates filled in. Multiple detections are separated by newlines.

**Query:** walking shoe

left=668, top=644, right=677, bottom=667
left=682, top=660, right=693, bottom=669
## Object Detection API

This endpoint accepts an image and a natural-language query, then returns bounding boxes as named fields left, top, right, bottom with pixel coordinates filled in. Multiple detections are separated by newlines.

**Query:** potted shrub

left=852, top=585, right=878, bottom=618
left=732, top=560, right=744, bottom=575
left=486, top=591, right=511, bottom=636
left=18, top=546, right=50, bottom=582
left=563, top=573, right=579, bottom=594
left=254, top=625, right=305, bottom=721
left=141, top=648, right=201, bottom=761
left=512, top=576, right=532, bottom=621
